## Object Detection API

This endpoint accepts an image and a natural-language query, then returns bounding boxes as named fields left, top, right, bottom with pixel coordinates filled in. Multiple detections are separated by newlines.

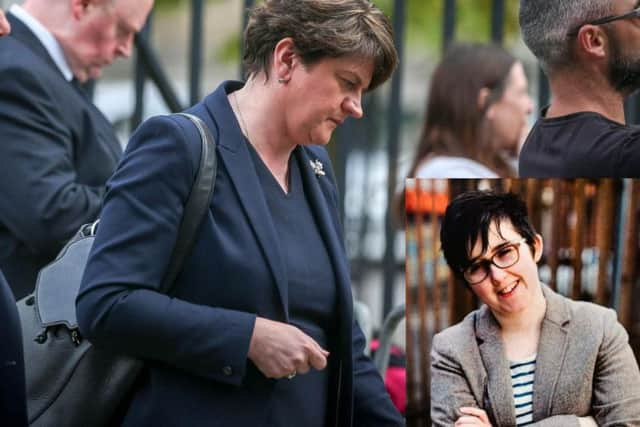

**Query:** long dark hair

left=407, top=43, right=518, bottom=177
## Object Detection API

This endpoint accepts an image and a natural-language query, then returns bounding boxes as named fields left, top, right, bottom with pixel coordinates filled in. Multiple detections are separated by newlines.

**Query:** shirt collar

left=9, top=4, right=74, bottom=81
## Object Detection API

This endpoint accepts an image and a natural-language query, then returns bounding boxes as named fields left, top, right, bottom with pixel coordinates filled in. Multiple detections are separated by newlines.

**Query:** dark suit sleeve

left=0, top=65, right=105, bottom=256
left=0, top=270, right=27, bottom=427
left=352, top=319, right=405, bottom=426
left=76, top=115, right=256, bottom=386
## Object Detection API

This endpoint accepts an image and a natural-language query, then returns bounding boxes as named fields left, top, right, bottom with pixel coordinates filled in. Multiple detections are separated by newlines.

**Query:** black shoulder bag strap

left=20, top=113, right=218, bottom=427
left=31, top=113, right=216, bottom=330
left=160, top=113, right=217, bottom=292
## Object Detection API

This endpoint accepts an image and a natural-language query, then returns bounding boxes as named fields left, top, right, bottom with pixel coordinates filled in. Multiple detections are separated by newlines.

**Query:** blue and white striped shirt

left=510, top=354, right=536, bottom=426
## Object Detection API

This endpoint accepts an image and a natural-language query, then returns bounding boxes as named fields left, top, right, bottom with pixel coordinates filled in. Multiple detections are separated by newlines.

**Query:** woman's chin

left=305, top=131, right=333, bottom=146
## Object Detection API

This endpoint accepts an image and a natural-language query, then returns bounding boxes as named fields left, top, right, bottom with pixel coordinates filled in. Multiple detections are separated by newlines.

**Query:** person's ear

left=576, top=26, right=607, bottom=60
left=272, top=37, right=297, bottom=83
left=478, top=87, right=496, bottom=119
left=477, top=87, right=490, bottom=110
left=70, top=0, right=92, bottom=20
left=532, top=233, right=543, bottom=263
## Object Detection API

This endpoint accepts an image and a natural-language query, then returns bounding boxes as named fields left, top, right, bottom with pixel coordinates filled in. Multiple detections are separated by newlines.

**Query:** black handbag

left=16, top=113, right=217, bottom=427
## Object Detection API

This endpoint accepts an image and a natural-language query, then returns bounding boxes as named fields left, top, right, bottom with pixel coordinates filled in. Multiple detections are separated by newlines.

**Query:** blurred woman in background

left=407, top=43, right=533, bottom=178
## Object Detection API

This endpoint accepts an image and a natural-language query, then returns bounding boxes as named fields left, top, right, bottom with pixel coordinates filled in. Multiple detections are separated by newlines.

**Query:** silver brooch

left=310, top=159, right=325, bottom=176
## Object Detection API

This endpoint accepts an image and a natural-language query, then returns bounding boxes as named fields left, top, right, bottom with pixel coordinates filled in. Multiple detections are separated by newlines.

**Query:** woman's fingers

left=248, top=317, right=329, bottom=378
left=458, top=407, right=491, bottom=426
left=454, top=416, right=483, bottom=426
left=307, top=343, right=329, bottom=370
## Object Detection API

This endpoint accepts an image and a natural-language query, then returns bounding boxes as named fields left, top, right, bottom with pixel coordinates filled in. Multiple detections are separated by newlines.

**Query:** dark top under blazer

left=76, top=81, right=402, bottom=427
left=0, top=13, right=122, bottom=299
left=431, top=285, right=640, bottom=427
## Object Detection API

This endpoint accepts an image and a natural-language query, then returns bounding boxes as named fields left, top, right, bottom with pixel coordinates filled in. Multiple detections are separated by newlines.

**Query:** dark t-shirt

left=519, top=109, right=640, bottom=177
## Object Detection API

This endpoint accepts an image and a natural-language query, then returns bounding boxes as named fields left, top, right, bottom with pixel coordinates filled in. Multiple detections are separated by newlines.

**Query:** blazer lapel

left=202, top=83, right=290, bottom=319
left=295, top=147, right=352, bottom=316
left=295, top=147, right=355, bottom=426
left=475, top=306, right=517, bottom=427
left=532, top=286, right=570, bottom=420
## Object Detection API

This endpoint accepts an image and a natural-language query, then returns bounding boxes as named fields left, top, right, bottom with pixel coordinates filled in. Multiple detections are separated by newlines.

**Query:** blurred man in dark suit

left=0, top=11, right=28, bottom=427
left=0, top=0, right=153, bottom=299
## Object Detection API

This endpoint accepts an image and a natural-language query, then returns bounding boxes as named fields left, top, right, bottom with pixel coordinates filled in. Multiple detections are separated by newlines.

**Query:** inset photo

left=405, top=179, right=640, bottom=427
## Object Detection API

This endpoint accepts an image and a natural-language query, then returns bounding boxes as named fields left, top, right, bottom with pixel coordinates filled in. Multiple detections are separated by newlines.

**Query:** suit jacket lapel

left=203, top=83, right=290, bottom=319
left=295, top=146, right=354, bottom=422
left=295, top=147, right=351, bottom=315
left=532, top=285, right=570, bottom=420
left=476, top=305, right=517, bottom=427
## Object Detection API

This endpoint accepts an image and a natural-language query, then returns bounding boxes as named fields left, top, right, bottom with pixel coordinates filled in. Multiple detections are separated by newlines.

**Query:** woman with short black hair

left=432, top=191, right=640, bottom=427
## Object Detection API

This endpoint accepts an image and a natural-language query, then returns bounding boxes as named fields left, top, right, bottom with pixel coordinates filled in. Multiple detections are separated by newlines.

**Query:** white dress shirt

left=9, top=4, right=73, bottom=81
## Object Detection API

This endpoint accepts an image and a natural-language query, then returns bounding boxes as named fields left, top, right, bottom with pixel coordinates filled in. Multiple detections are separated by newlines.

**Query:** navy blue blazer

left=76, top=81, right=402, bottom=426
left=0, top=270, right=27, bottom=427
left=0, top=12, right=122, bottom=300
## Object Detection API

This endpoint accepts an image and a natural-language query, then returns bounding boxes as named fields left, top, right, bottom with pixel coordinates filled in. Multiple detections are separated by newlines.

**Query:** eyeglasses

left=462, top=238, right=527, bottom=285
left=568, top=6, right=640, bottom=36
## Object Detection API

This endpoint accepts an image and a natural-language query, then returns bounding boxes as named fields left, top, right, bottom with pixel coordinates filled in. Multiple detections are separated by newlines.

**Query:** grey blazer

left=431, top=286, right=640, bottom=426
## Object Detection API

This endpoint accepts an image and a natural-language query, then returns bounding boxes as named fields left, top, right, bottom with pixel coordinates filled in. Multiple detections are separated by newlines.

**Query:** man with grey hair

left=519, top=0, right=640, bottom=177
left=0, top=0, right=153, bottom=300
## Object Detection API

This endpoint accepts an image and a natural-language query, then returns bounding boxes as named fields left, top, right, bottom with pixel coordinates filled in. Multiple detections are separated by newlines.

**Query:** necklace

left=232, top=90, right=290, bottom=192
left=232, top=91, right=251, bottom=143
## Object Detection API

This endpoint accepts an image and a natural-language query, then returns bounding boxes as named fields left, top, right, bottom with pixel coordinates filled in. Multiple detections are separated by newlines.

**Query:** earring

left=278, top=77, right=290, bottom=84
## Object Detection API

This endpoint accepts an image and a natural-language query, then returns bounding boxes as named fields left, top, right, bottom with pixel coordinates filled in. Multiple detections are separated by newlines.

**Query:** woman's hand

left=248, top=317, right=329, bottom=379
left=455, top=407, right=493, bottom=427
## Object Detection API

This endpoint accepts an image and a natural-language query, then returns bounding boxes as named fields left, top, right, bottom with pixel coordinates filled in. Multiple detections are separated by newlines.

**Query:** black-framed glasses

left=462, top=238, right=527, bottom=285
left=568, top=6, right=640, bottom=36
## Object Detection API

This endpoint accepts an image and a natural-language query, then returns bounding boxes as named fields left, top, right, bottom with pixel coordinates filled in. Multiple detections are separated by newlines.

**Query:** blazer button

left=222, top=366, right=233, bottom=376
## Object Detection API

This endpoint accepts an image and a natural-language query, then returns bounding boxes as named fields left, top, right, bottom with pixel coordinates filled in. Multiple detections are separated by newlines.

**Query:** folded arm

left=430, top=332, right=485, bottom=427
left=430, top=333, right=583, bottom=427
